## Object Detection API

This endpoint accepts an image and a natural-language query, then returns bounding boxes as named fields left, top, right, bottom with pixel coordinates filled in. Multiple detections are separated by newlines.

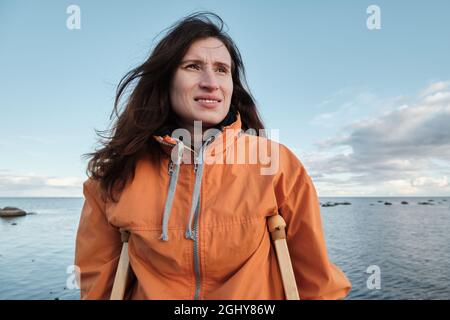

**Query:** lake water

left=1, top=197, right=449, bottom=300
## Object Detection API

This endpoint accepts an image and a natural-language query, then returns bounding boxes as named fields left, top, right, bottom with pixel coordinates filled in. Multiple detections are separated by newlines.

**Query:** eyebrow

left=181, top=59, right=232, bottom=70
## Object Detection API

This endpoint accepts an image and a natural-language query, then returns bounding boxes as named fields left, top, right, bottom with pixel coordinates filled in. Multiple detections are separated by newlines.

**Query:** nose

left=199, top=68, right=219, bottom=91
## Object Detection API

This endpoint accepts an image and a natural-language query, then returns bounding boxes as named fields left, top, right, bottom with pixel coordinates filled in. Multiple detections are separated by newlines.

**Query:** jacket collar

left=153, top=112, right=243, bottom=163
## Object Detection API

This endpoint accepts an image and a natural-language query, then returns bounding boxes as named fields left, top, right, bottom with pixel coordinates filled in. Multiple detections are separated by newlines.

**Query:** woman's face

left=170, top=37, right=233, bottom=129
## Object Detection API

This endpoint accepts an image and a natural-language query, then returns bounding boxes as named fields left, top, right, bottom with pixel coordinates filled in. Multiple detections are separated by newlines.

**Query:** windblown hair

left=84, top=11, right=265, bottom=202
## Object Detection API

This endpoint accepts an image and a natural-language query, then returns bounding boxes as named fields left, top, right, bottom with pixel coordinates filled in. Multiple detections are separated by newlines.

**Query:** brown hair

left=84, top=11, right=265, bottom=202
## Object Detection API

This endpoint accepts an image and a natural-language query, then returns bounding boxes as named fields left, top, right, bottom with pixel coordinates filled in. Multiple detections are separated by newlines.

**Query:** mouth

left=194, top=97, right=222, bottom=108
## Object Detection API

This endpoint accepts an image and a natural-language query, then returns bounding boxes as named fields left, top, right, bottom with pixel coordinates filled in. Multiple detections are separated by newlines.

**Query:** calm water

left=0, top=197, right=449, bottom=300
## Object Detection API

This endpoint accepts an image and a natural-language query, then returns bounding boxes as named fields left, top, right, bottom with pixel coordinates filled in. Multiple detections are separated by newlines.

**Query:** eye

left=185, top=63, right=200, bottom=70
left=216, top=66, right=228, bottom=74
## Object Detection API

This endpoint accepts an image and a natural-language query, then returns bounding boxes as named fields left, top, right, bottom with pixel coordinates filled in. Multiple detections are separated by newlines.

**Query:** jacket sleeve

left=74, top=178, right=123, bottom=300
left=276, top=145, right=352, bottom=300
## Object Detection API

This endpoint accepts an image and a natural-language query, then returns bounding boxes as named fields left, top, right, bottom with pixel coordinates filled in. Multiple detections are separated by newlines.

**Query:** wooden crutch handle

left=110, top=228, right=131, bottom=300
left=268, top=215, right=300, bottom=300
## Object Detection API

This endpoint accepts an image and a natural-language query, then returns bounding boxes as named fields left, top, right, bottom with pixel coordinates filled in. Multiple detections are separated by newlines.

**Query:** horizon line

left=0, top=195, right=449, bottom=199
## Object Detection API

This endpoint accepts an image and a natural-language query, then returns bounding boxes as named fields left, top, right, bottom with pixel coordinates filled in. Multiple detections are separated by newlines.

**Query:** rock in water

left=418, top=202, right=433, bottom=205
left=0, top=207, right=27, bottom=217
left=321, top=202, right=337, bottom=207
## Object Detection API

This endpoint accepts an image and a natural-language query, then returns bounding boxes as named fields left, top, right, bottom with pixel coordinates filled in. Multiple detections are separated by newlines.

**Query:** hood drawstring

left=159, top=142, right=184, bottom=241
left=159, top=135, right=216, bottom=242
left=185, top=146, right=206, bottom=240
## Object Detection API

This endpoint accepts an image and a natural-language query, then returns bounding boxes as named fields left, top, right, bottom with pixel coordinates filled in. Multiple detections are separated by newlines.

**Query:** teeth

left=197, top=99, right=219, bottom=103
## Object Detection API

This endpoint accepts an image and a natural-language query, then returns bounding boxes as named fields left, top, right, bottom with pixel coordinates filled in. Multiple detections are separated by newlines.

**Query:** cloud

left=0, top=172, right=84, bottom=197
left=299, top=81, right=450, bottom=196
left=422, top=91, right=450, bottom=105
left=420, top=81, right=450, bottom=97
left=310, top=91, right=380, bottom=128
left=411, top=176, right=449, bottom=188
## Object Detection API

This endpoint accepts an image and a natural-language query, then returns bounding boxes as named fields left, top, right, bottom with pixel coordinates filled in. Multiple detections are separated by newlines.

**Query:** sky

left=1, top=0, right=450, bottom=197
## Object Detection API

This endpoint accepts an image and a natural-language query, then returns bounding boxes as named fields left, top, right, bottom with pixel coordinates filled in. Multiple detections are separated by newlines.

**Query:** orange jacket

left=75, top=113, right=351, bottom=299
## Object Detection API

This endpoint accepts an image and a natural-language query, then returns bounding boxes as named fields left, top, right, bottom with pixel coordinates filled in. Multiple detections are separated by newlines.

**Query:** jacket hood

left=153, top=111, right=243, bottom=163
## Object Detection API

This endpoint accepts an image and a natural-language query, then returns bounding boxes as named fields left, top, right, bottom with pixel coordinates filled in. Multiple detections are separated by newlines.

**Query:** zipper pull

left=168, top=160, right=175, bottom=176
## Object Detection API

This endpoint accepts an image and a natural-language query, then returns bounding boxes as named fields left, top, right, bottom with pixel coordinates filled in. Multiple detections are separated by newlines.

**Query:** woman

left=75, top=12, right=351, bottom=300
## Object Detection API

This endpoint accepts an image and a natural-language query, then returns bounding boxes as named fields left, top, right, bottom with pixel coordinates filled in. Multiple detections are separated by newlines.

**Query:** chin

left=194, top=109, right=229, bottom=127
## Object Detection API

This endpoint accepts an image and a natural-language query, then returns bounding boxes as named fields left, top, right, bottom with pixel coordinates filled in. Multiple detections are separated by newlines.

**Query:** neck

left=175, top=120, right=209, bottom=151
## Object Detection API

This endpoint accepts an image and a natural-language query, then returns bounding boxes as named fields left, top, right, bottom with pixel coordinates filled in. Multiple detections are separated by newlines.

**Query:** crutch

left=110, top=215, right=300, bottom=300
left=110, top=228, right=130, bottom=300
left=267, top=214, right=300, bottom=300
